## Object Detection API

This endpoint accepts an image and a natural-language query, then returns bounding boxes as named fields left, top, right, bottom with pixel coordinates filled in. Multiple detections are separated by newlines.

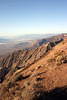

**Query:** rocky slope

left=0, top=38, right=67, bottom=100
left=0, top=41, right=61, bottom=83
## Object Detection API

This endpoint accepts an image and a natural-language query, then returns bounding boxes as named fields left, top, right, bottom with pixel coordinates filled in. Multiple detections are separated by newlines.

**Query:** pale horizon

left=0, top=33, right=62, bottom=38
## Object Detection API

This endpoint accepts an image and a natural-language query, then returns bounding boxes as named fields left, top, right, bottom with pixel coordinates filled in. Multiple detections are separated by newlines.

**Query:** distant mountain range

left=0, top=38, right=10, bottom=43
left=14, top=33, right=57, bottom=40
left=0, top=33, right=67, bottom=58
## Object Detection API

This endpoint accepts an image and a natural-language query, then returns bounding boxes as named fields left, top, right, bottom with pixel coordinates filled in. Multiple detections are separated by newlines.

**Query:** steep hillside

left=0, top=38, right=67, bottom=100
left=0, top=41, right=60, bottom=83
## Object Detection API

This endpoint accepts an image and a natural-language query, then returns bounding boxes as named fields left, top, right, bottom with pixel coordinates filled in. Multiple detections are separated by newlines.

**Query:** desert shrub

left=47, top=51, right=67, bottom=65
left=53, top=51, right=64, bottom=61
left=32, top=72, right=39, bottom=77
left=54, top=51, right=63, bottom=56
left=47, top=59, right=53, bottom=63
left=9, top=87, right=15, bottom=95
left=24, top=81, right=30, bottom=86
left=47, top=57, right=56, bottom=63
left=30, top=69, right=35, bottom=72
left=56, top=55, right=67, bottom=65
left=15, top=73, right=23, bottom=81
left=21, top=85, right=35, bottom=100
left=38, top=66, right=41, bottom=69
left=21, top=84, right=36, bottom=100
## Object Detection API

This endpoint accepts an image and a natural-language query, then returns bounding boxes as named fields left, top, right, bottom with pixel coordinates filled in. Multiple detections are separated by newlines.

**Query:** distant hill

left=0, top=38, right=10, bottom=43
left=0, top=33, right=67, bottom=58
left=14, top=33, right=56, bottom=40
left=27, top=33, right=67, bottom=49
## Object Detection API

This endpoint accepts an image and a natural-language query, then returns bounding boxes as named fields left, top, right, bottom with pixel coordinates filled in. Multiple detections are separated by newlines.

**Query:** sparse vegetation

left=15, top=73, right=23, bottom=81
left=47, top=50, right=67, bottom=65
left=56, top=55, right=67, bottom=65
left=47, top=58, right=53, bottom=63
left=38, top=66, right=41, bottom=69
left=30, top=69, right=35, bottom=72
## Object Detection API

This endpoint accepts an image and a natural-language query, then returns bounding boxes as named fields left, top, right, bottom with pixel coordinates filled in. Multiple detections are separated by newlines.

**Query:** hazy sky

left=0, top=0, right=67, bottom=36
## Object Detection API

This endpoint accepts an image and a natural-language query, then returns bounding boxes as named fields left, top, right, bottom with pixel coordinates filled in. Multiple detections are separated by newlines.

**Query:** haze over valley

left=0, top=34, right=56, bottom=57
left=0, top=33, right=67, bottom=58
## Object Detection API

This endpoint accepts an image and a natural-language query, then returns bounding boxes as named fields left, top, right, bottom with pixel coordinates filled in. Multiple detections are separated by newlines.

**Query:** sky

left=0, top=0, right=67, bottom=37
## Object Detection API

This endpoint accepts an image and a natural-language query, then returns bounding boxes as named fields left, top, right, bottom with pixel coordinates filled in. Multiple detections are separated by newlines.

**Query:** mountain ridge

left=0, top=34, right=67, bottom=100
left=0, top=40, right=62, bottom=83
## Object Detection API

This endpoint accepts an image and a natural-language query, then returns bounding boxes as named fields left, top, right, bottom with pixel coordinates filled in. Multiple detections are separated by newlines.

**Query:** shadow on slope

left=34, top=86, right=67, bottom=100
